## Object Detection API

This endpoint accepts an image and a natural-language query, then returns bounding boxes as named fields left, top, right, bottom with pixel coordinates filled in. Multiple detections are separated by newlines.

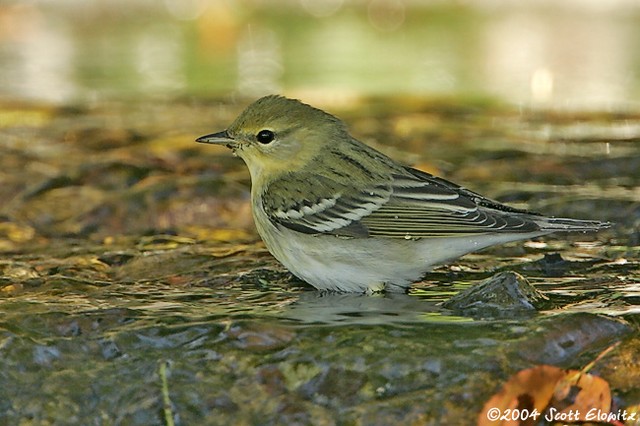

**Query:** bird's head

left=196, top=95, right=348, bottom=180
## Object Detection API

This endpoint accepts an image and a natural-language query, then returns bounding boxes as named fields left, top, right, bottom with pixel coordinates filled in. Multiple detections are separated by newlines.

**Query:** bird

left=196, top=95, right=610, bottom=293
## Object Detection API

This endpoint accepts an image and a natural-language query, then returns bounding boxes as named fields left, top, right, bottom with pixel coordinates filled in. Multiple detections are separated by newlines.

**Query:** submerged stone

left=442, top=271, right=551, bottom=318
left=516, top=313, right=632, bottom=365
left=298, top=366, right=368, bottom=405
left=521, top=252, right=575, bottom=276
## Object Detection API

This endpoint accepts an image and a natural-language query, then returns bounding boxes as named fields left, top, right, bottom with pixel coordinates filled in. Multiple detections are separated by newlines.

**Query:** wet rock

left=0, top=334, right=15, bottom=353
left=33, top=345, right=61, bottom=367
left=257, top=364, right=288, bottom=396
left=15, top=185, right=107, bottom=237
left=629, top=227, right=640, bottom=246
left=131, top=325, right=216, bottom=351
left=0, top=221, right=36, bottom=248
left=112, top=250, right=213, bottom=282
left=97, top=251, right=136, bottom=266
left=237, top=267, right=304, bottom=290
left=91, top=177, right=251, bottom=237
left=422, top=358, right=443, bottom=376
left=98, top=339, right=123, bottom=360
left=349, top=390, right=438, bottom=426
left=521, top=252, right=574, bottom=276
left=596, top=337, right=640, bottom=395
left=0, top=261, right=40, bottom=280
left=298, top=366, right=367, bottom=404
left=21, top=175, right=78, bottom=199
left=226, top=323, right=295, bottom=352
left=442, top=271, right=550, bottom=317
left=63, top=126, right=146, bottom=150
left=56, top=320, right=82, bottom=337
left=516, top=313, right=632, bottom=365
left=207, top=394, right=238, bottom=414
left=76, top=162, right=153, bottom=191
left=273, top=397, right=325, bottom=426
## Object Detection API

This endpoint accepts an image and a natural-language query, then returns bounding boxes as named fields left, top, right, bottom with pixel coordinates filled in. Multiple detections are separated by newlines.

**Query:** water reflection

left=134, top=24, right=185, bottom=93
left=2, top=4, right=76, bottom=102
left=483, top=9, right=635, bottom=107
left=236, top=25, right=283, bottom=97
left=0, top=1, right=638, bottom=107
left=280, top=291, right=449, bottom=325
left=367, top=0, right=406, bottom=32
left=164, top=0, right=208, bottom=21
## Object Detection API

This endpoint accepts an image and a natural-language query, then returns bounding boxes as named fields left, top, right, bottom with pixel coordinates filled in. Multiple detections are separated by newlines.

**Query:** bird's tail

left=534, top=217, right=612, bottom=232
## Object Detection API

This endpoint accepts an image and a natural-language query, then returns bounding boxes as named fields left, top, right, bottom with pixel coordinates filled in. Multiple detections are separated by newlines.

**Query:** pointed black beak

left=196, top=130, right=234, bottom=145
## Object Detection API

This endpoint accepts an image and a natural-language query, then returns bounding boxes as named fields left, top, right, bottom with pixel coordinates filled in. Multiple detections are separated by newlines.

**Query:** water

left=1, top=97, right=638, bottom=424
left=1, top=1, right=640, bottom=108
left=1, top=1, right=639, bottom=424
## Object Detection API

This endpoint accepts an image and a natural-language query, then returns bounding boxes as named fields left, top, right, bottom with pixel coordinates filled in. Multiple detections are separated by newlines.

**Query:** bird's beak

left=196, top=130, right=236, bottom=148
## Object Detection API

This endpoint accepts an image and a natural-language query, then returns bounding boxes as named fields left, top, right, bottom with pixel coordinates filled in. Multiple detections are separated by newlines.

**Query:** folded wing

left=263, top=167, right=542, bottom=238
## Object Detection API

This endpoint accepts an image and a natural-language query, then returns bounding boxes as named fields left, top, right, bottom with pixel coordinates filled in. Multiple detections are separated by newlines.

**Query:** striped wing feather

left=263, top=167, right=541, bottom=238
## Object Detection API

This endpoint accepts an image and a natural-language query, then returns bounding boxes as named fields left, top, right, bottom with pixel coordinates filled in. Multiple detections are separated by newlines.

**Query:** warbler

left=197, top=95, right=609, bottom=293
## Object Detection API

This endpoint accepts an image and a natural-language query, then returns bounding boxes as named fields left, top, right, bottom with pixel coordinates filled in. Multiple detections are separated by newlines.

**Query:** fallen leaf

left=478, top=365, right=565, bottom=426
left=479, top=365, right=615, bottom=426
left=551, top=370, right=611, bottom=417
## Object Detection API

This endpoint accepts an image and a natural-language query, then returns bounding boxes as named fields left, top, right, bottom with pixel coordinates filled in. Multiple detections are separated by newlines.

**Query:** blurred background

left=1, top=0, right=640, bottom=109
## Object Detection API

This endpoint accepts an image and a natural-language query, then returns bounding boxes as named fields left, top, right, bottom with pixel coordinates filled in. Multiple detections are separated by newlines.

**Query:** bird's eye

left=256, top=129, right=275, bottom=144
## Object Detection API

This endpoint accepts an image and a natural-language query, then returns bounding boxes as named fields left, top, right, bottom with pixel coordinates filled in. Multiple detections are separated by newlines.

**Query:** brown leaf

left=478, top=365, right=565, bottom=426
left=479, top=365, right=614, bottom=426
left=550, top=370, right=611, bottom=421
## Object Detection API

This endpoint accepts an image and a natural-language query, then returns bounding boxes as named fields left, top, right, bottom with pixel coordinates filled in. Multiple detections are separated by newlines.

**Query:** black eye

left=256, top=129, right=275, bottom=144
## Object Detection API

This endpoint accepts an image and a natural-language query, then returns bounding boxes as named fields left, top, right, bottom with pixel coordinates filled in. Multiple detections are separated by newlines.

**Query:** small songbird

left=197, top=95, right=609, bottom=293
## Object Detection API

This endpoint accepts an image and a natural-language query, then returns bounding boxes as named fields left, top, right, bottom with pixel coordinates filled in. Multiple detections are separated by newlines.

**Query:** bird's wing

left=262, top=167, right=541, bottom=238
left=262, top=173, right=389, bottom=237
left=362, top=167, right=541, bottom=237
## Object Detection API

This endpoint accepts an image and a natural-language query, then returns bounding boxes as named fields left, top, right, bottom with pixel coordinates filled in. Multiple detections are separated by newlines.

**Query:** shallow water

left=1, top=97, right=639, bottom=424
left=2, top=1, right=640, bottom=423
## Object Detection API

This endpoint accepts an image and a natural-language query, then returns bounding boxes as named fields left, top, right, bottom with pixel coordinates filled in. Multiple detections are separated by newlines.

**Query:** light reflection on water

left=1, top=1, right=639, bottom=108
left=2, top=270, right=636, bottom=329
